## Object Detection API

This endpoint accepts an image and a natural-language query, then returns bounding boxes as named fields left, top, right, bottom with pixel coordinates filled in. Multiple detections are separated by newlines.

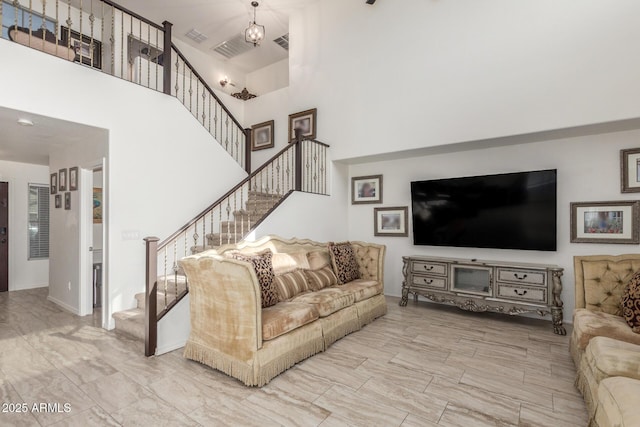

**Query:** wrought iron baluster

left=181, top=58, right=186, bottom=104
left=119, top=9, right=123, bottom=78
left=89, top=0, right=96, bottom=68
left=27, top=0, right=31, bottom=40
left=101, top=1, right=104, bottom=72
left=154, top=28, right=159, bottom=90
left=175, top=49, right=180, bottom=98
left=40, top=0, right=45, bottom=50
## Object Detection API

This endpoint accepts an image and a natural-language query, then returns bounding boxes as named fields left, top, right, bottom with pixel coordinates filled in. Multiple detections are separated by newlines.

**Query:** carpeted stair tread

left=112, top=308, right=145, bottom=341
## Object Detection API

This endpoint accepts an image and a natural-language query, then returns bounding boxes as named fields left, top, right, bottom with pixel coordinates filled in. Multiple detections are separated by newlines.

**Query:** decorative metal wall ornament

left=231, top=88, right=257, bottom=100
left=245, top=1, right=265, bottom=46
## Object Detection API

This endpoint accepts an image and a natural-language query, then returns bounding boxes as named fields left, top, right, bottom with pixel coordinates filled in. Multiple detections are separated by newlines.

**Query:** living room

left=1, top=0, right=640, bottom=424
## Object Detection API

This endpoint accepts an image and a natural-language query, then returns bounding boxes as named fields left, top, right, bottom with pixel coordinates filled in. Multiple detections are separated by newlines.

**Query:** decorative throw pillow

left=327, top=242, right=361, bottom=285
left=272, top=251, right=310, bottom=275
left=274, top=270, right=310, bottom=301
left=233, top=250, right=279, bottom=308
left=622, top=270, right=640, bottom=333
left=307, top=250, right=331, bottom=270
left=305, top=265, right=338, bottom=291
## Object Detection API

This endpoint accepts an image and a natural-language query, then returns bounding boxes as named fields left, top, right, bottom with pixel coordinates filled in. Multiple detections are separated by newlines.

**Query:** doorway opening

left=79, top=161, right=107, bottom=327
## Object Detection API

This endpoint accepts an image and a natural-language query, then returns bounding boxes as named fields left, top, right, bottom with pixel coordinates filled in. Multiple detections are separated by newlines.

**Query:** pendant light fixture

left=245, top=1, right=265, bottom=47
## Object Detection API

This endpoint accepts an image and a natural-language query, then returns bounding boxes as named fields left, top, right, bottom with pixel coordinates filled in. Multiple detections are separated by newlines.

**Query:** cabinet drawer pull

left=513, top=289, right=528, bottom=296
left=423, top=278, right=433, bottom=284
left=423, top=265, right=434, bottom=271
left=514, top=273, right=528, bottom=280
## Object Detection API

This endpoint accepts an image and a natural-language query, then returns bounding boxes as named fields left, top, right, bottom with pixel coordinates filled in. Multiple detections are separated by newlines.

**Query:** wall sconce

left=220, top=77, right=229, bottom=87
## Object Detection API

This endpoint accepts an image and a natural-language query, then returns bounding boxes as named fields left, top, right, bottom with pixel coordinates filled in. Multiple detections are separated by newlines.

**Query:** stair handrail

left=169, top=42, right=250, bottom=171
left=144, top=137, right=330, bottom=355
left=171, top=43, right=245, bottom=135
left=157, top=138, right=328, bottom=251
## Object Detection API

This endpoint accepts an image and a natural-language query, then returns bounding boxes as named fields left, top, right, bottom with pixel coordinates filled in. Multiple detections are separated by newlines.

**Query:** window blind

left=28, top=183, right=49, bottom=260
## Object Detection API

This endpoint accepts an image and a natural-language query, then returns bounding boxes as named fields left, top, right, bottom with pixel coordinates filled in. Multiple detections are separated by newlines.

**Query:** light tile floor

left=0, top=287, right=587, bottom=426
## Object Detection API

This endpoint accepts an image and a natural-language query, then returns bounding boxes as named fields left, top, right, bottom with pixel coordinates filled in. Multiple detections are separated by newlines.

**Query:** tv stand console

left=400, top=255, right=565, bottom=335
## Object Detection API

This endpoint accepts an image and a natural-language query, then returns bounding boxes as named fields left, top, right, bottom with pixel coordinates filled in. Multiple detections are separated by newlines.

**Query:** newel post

left=244, top=127, right=252, bottom=173
left=294, top=128, right=303, bottom=191
left=162, top=21, right=173, bottom=96
left=144, top=236, right=159, bottom=357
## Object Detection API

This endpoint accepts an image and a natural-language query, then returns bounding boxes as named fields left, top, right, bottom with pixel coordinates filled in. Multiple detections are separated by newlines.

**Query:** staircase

left=113, top=277, right=187, bottom=340
left=2, top=0, right=331, bottom=355
left=112, top=190, right=279, bottom=341
left=111, top=131, right=334, bottom=348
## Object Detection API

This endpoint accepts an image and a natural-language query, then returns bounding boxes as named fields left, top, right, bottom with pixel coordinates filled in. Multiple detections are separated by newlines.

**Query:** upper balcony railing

left=1, top=0, right=248, bottom=170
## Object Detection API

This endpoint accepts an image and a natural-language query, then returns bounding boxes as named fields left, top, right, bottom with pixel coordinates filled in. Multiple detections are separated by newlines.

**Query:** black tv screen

left=411, top=169, right=557, bottom=251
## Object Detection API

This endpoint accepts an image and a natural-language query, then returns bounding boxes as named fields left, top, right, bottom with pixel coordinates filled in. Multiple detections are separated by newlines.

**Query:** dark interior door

left=0, top=182, right=7, bottom=292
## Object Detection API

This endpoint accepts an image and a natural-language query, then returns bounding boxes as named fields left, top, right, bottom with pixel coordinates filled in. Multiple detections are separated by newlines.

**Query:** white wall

left=244, top=87, right=291, bottom=171
left=0, top=160, right=49, bottom=291
left=347, top=134, right=640, bottom=323
left=48, top=138, right=107, bottom=315
left=246, top=59, right=289, bottom=96
left=289, top=0, right=640, bottom=162
left=0, top=39, right=247, bottom=326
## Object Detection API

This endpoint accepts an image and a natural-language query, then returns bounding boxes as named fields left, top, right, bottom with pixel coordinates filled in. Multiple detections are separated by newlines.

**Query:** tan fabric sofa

left=571, top=254, right=640, bottom=426
left=179, top=235, right=387, bottom=386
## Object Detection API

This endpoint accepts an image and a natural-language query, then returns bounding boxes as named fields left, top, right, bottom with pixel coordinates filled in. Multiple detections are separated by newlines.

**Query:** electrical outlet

left=68, top=281, right=71, bottom=291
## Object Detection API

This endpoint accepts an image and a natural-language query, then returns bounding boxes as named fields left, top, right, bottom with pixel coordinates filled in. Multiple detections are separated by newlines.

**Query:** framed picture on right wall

left=570, top=200, right=640, bottom=244
left=621, top=148, right=640, bottom=193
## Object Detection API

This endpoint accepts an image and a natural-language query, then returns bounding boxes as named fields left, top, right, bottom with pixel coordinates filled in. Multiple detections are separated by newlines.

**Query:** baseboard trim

left=156, top=339, right=187, bottom=355
left=47, top=295, right=81, bottom=315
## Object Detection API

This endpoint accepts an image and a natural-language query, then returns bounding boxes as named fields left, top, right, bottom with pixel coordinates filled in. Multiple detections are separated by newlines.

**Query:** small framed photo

left=64, top=192, right=71, bottom=210
left=61, top=27, right=102, bottom=69
left=69, top=167, right=79, bottom=191
left=288, top=108, right=317, bottom=142
left=59, top=168, right=67, bottom=192
left=621, top=148, right=640, bottom=193
left=570, top=201, right=640, bottom=244
left=352, top=175, right=383, bottom=204
left=55, top=194, right=61, bottom=209
left=374, top=207, right=409, bottom=237
left=93, top=188, right=103, bottom=224
left=251, top=120, right=274, bottom=151
left=50, top=173, right=58, bottom=195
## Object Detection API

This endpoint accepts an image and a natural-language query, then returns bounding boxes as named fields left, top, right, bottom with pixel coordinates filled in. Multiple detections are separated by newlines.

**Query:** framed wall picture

left=59, top=168, right=67, bottom=192
left=69, top=167, right=79, bottom=191
left=570, top=201, right=640, bottom=243
left=352, top=175, right=383, bottom=204
left=288, top=108, right=317, bottom=142
left=93, top=187, right=103, bottom=224
left=621, top=148, right=640, bottom=193
left=374, top=206, right=409, bottom=237
left=251, top=120, right=274, bottom=151
left=64, top=192, right=71, bottom=210
left=55, top=194, right=61, bottom=209
left=50, top=173, right=58, bottom=195
left=61, top=26, right=102, bottom=69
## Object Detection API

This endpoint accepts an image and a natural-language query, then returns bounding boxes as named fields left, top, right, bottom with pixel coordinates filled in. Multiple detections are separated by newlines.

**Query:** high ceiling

left=115, top=0, right=318, bottom=73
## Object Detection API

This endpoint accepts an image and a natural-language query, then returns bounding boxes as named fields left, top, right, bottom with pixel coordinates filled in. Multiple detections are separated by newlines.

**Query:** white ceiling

left=115, top=0, right=318, bottom=73
left=0, top=107, right=107, bottom=166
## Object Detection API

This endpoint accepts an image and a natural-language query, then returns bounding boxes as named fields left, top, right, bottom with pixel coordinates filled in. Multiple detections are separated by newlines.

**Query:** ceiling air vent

left=185, top=28, right=208, bottom=43
left=273, top=33, right=289, bottom=51
left=212, top=34, right=254, bottom=59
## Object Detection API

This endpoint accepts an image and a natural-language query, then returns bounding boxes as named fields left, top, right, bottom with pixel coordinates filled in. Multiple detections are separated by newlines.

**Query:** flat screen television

left=411, top=169, right=557, bottom=251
